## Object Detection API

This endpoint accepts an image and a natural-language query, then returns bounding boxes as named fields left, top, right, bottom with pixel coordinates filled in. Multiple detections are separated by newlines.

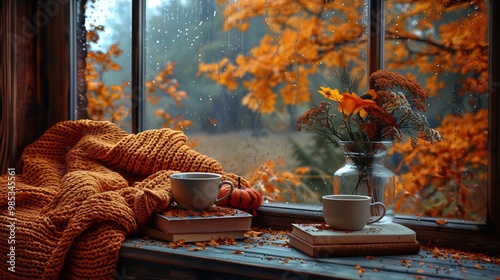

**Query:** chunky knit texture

left=0, top=120, right=252, bottom=279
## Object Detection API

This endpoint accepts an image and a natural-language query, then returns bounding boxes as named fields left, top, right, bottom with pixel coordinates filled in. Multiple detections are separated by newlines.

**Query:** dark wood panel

left=0, top=0, right=14, bottom=174
left=0, top=0, right=41, bottom=173
left=1, top=0, right=72, bottom=174
left=41, top=0, right=70, bottom=126
left=15, top=0, right=40, bottom=135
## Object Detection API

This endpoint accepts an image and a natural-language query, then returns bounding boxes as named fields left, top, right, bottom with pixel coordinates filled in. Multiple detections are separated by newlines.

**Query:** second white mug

left=322, top=194, right=386, bottom=231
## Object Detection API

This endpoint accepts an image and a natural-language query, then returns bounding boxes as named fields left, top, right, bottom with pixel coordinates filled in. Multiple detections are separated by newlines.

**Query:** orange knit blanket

left=0, top=120, right=251, bottom=279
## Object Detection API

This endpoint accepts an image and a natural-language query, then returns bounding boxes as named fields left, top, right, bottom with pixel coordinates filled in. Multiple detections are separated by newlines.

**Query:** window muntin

left=80, top=0, right=490, bottom=224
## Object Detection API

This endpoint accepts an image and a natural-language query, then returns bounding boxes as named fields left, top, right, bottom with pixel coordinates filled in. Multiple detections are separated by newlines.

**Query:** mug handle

left=367, top=202, right=386, bottom=224
left=214, top=180, right=234, bottom=204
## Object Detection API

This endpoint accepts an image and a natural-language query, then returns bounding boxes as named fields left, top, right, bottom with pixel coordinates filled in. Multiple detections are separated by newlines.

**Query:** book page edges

left=291, top=223, right=416, bottom=245
left=288, top=233, right=421, bottom=258
left=144, top=227, right=245, bottom=242
left=152, top=213, right=252, bottom=234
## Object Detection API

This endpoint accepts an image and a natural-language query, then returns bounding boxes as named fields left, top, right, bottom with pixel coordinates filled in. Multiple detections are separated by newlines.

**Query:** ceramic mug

left=170, top=172, right=234, bottom=210
left=322, top=194, right=386, bottom=231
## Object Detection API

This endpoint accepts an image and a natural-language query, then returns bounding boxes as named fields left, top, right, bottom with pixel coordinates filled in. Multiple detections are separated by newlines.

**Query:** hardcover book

left=151, top=206, right=252, bottom=234
left=291, top=222, right=416, bottom=245
left=288, top=232, right=421, bottom=258
left=143, top=227, right=245, bottom=242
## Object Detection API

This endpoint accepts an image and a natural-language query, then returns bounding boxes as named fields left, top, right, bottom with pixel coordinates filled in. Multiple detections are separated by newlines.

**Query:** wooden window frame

left=66, top=0, right=499, bottom=255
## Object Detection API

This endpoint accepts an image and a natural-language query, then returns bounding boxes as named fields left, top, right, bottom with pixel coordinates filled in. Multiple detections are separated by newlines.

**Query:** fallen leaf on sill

left=482, top=256, right=492, bottom=263
left=451, top=252, right=462, bottom=259
left=195, top=242, right=208, bottom=248
left=435, top=219, right=448, bottom=225
left=354, top=264, right=365, bottom=275
left=232, top=250, right=245, bottom=254
left=400, top=259, right=412, bottom=267
left=474, top=264, right=485, bottom=270
left=245, top=230, right=264, bottom=238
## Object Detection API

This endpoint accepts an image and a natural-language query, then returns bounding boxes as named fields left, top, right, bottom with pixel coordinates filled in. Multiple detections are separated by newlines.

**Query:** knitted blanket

left=0, top=120, right=250, bottom=279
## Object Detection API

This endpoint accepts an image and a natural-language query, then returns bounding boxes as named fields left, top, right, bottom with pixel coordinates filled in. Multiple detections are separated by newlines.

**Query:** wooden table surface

left=117, top=231, right=500, bottom=280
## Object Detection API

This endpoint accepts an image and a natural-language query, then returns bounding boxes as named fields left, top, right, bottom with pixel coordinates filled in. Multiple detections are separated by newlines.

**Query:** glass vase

left=333, top=141, right=395, bottom=222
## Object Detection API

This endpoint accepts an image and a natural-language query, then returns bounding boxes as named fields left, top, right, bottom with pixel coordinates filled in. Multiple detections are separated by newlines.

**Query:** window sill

left=118, top=232, right=500, bottom=279
left=117, top=204, right=500, bottom=279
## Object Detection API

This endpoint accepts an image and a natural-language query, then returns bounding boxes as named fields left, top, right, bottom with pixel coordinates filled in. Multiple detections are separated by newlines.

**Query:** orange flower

left=318, top=87, right=342, bottom=101
left=339, top=92, right=382, bottom=117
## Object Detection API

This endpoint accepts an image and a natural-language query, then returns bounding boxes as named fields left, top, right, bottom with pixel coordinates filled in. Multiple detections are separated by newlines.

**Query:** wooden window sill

left=118, top=234, right=500, bottom=280
left=117, top=204, right=500, bottom=279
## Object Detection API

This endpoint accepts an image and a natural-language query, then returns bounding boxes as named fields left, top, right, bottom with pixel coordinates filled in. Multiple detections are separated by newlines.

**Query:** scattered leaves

left=400, top=259, right=412, bottom=268
left=245, top=230, right=264, bottom=238
left=354, top=264, right=366, bottom=275
left=435, top=219, right=448, bottom=226
left=474, top=264, right=485, bottom=270
left=232, top=250, right=245, bottom=255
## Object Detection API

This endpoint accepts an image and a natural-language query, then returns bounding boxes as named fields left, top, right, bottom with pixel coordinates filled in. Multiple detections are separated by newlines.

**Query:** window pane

left=79, top=0, right=133, bottom=132
left=384, top=1, right=489, bottom=223
left=77, top=0, right=490, bottom=224
left=144, top=0, right=369, bottom=204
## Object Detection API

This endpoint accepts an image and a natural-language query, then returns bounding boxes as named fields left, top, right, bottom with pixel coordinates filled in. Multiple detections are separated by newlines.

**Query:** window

left=76, top=0, right=498, bottom=235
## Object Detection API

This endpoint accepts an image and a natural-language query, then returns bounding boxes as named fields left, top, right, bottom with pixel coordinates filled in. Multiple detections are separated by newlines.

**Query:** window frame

left=70, top=0, right=500, bottom=254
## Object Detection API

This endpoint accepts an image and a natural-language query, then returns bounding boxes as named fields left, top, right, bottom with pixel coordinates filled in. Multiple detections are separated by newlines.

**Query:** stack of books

left=145, top=206, right=252, bottom=242
left=288, top=222, right=421, bottom=257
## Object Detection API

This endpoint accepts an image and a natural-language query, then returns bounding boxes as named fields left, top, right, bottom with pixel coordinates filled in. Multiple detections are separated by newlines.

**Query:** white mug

left=170, top=172, right=234, bottom=210
left=322, top=194, right=386, bottom=231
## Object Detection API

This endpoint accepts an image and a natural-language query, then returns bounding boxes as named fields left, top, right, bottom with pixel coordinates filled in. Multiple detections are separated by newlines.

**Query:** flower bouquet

left=297, top=69, right=442, bottom=221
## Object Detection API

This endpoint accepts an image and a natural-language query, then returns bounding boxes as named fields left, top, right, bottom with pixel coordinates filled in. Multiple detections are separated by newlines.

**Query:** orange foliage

left=85, top=25, right=191, bottom=130
left=385, top=0, right=489, bottom=95
left=85, top=25, right=128, bottom=124
left=201, top=0, right=367, bottom=113
left=202, top=1, right=488, bottom=115
left=392, top=109, right=488, bottom=220
left=153, top=109, right=192, bottom=131
left=246, top=159, right=317, bottom=203
left=147, top=61, right=188, bottom=107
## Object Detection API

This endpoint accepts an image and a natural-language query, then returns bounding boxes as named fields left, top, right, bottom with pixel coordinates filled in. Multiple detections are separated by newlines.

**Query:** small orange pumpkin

left=218, top=177, right=262, bottom=211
